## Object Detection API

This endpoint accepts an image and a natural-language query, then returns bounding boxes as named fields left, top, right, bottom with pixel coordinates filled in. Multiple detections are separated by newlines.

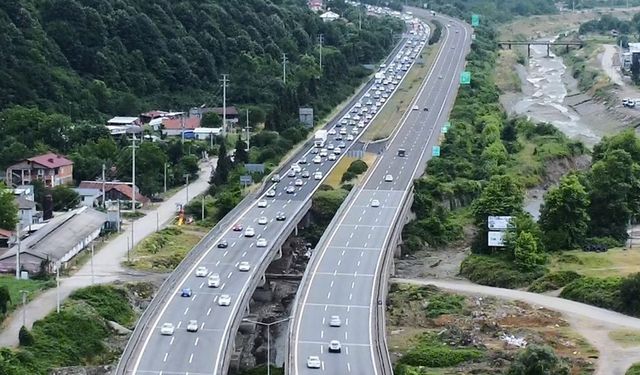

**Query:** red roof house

left=161, top=116, right=201, bottom=137
left=6, top=153, right=74, bottom=188
left=78, top=181, right=150, bottom=205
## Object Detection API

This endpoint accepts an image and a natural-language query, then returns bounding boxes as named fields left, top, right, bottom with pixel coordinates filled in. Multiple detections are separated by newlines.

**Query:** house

left=0, top=207, right=107, bottom=275
left=308, top=0, right=323, bottom=11
left=107, top=116, right=140, bottom=126
left=194, top=127, right=222, bottom=140
left=140, top=110, right=169, bottom=124
left=16, top=195, right=40, bottom=229
left=161, top=116, right=201, bottom=137
left=0, top=229, right=13, bottom=249
left=78, top=181, right=150, bottom=205
left=73, top=188, right=102, bottom=207
left=198, top=106, right=240, bottom=125
left=6, top=153, right=74, bottom=188
left=320, top=10, right=339, bottom=22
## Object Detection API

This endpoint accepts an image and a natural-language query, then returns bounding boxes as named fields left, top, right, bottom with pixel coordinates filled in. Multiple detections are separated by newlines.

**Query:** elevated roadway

left=116, top=11, right=429, bottom=375
left=289, top=10, right=472, bottom=375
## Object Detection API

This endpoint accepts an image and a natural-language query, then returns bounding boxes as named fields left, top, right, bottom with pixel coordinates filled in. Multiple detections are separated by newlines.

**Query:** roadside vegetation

left=628, top=362, right=640, bottom=374
left=300, top=186, right=349, bottom=247
left=0, top=283, right=146, bottom=374
left=387, top=283, right=594, bottom=374
left=0, top=276, right=55, bottom=323
left=126, top=226, right=207, bottom=271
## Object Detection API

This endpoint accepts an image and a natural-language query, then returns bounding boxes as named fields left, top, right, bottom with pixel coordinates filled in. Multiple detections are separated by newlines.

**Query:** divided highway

left=116, top=9, right=428, bottom=375
left=290, top=10, right=472, bottom=375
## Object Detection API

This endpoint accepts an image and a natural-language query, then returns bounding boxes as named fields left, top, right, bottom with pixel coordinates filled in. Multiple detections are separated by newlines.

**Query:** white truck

left=314, top=129, right=328, bottom=147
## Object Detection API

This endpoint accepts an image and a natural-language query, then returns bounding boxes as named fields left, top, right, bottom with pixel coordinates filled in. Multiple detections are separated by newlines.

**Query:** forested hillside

left=0, top=0, right=402, bottom=128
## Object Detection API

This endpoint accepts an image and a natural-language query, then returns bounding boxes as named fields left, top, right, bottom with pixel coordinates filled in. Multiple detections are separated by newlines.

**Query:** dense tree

left=0, top=286, right=10, bottom=315
left=210, top=141, right=232, bottom=188
left=51, top=185, right=80, bottom=211
left=513, top=231, right=545, bottom=271
left=19, top=326, right=34, bottom=346
left=0, top=185, right=18, bottom=231
left=539, top=175, right=590, bottom=251
left=620, top=273, right=640, bottom=316
left=507, top=345, right=570, bottom=375
left=201, top=113, right=222, bottom=128
left=234, top=139, right=249, bottom=165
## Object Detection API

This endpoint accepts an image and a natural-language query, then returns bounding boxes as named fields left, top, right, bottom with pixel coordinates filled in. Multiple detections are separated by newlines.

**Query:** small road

left=392, top=278, right=640, bottom=375
left=0, top=159, right=215, bottom=347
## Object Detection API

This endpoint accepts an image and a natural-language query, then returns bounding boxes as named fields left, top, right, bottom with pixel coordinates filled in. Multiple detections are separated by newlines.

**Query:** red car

left=232, top=224, right=243, bottom=231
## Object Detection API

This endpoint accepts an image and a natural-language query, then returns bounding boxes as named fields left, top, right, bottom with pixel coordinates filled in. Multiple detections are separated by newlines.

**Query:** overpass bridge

left=498, top=40, right=584, bottom=57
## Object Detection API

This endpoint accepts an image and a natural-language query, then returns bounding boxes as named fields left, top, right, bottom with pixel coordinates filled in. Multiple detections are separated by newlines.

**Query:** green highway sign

left=445, top=121, right=451, bottom=128
left=460, top=71, right=471, bottom=85
left=432, top=146, right=441, bottom=157
left=471, top=14, right=480, bottom=27
left=441, top=126, right=448, bottom=134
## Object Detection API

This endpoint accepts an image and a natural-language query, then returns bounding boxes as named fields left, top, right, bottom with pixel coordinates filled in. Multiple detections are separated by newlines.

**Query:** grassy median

left=125, top=226, right=207, bottom=272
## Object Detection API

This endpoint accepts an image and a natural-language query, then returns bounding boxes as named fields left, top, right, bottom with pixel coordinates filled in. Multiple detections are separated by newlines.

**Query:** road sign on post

left=460, top=71, right=471, bottom=85
left=432, top=146, right=441, bottom=157
left=471, top=14, right=480, bottom=27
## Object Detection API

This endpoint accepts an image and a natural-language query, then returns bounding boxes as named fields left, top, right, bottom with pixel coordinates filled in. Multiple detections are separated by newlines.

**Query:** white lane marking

left=207, top=308, right=212, bottom=316
left=170, top=337, right=175, bottom=345
left=199, top=282, right=204, bottom=289
left=201, top=322, right=205, bottom=330
left=189, top=353, right=194, bottom=363
left=242, top=251, right=247, bottom=257
left=351, top=282, right=355, bottom=289
left=327, top=292, right=331, bottom=299
left=348, top=363, right=352, bottom=372
left=195, top=337, right=200, bottom=346
left=349, top=293, right=353, bottom=300
left=220, top=283, right=226, bottom=290
left=177, top=321, right=182, bottom=329
left=321, top=330, right=324, bottom=339
left=330, top=280, right=334, bottom=288
left=215, top=260, right=221, bottom=267
left=184, top=307, right=189, bottom=315
left=227, top=272, right=233, bottom=279
left=163, top=353, right=168, bottom=362
left=191, top=295, right=197, bottom=301
left=223, top=251, right=229, bottom=257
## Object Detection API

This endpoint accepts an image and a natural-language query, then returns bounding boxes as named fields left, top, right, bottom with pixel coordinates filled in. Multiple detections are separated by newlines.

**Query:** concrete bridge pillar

left=274, top=246, right=283, bottom=260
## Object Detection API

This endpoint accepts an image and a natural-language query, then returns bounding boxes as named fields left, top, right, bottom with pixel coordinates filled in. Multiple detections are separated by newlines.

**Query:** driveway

left=392, top=278, right=640, bottom=375
left=0, top=159, right=215, bottom=347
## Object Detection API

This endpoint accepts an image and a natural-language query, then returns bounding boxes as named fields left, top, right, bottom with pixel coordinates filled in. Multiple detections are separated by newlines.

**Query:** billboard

left=488, top=231, right=506, bottom=247
left=488, top=216, right=514, bottom=230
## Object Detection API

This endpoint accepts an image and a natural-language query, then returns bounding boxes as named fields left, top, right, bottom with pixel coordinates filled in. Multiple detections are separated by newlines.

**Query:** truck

left=314, top=129, right=327, bottom=147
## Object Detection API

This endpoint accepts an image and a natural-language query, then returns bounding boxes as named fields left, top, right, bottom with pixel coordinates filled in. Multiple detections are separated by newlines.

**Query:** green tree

left=0, top=286, right=10, bottom=315
left=620, top=273, right=640, bottom=316
left=180, top=155, right=200, bottom=179
left=0, top=185, right=18, bottom=230
left=539, top=174, right=590, bottom=251
left=211, top=141, right=232, bottom=188
left=215, top=190, right=241, bottom=220
left=51, top=185, right=80, bottom=211
left=507, top=345, right=570, bottom=375
left=234, top=139, right=249, bottom=165
left=201, top=113, right=222, bottom=128
left=513, top=231, right=546, bottom=270
left=18, top=326, right=34, bottom=346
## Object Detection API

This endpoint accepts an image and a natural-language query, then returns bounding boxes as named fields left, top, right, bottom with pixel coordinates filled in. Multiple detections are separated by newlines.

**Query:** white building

left=320, top=11, right=339, bottom=22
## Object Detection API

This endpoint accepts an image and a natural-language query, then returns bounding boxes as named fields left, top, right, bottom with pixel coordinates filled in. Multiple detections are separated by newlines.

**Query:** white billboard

left=488, top=231, right=506, bottom=247
left=488, top=216, right=514, bottom=230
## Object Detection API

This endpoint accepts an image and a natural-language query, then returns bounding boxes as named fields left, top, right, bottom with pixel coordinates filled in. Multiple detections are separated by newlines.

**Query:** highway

left=117, top=8, right=429, bottom=375
left=290, top=9, right=472, bottom=375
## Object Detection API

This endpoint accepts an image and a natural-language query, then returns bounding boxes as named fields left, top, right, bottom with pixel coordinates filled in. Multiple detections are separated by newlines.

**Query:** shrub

left=560, top=276, right=624, bottom=312
left=528, top=271, right=583, bottom=293
left=70, top=285, right=134, bottom=326
left=620, top=273, right=640, bottom=316
left=425, top=293, right=466, bottom=318
left=398, top=333, right=483, bottom=368
left=460, top=255, right=545, bottom=288
left=18, top=326, right=34, bottom=346
left=507, top=345, right=570, bottom=375
left=627, top=363, right=640, bottom=375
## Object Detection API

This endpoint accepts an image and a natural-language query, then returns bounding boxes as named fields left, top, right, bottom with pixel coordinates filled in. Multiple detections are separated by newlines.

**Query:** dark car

left=217, top=240, right=228, bottom=248
left=181, top=288, right=192, bottom=297
left=232, top=224, right=243, bottom=231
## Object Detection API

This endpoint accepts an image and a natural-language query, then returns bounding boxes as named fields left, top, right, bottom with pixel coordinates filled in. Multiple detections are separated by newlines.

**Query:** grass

left=628, top=363, right=640, bottom=375
left=125, top=226, right=207, bottom=271
left=495, top=49, right=522, bottom=93
left=122, top=211, right=146, bottom=219
left=362, top=43, right=440, bottom=142
left=609, top=330, right=640, bottom=348
left=460, top=254, right=546, bottom=289
left=548, top=248, right=640, bottom=278
left=324, top=153, right=377, bottom=189
left=0, top=276, right=54, bottom=320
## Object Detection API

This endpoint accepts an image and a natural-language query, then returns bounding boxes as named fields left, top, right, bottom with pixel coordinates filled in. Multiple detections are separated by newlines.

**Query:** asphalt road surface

left=121, top=15, right=429, bottom=375
left=291, top=12, right=471, bottom=375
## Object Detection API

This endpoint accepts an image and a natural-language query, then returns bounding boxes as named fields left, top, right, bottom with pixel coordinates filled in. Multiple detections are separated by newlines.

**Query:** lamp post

left=19, top=290, right=28, bottom=327
left=242, top=317, right=292, bottom=375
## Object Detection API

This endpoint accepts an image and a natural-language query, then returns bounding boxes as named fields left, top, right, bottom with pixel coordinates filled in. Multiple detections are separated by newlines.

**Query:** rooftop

left=107, top=116, right=140, bottom=125
left=162, top=116, right=201, bottom=130
left=78, top=181, right=150, bottom=203
left=26, top=153, right=73, bottom=169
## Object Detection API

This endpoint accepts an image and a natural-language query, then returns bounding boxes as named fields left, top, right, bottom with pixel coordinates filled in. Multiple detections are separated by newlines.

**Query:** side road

left=392, top=278, right=640, bottom=375
left=0, top=159, right=215, bottom=347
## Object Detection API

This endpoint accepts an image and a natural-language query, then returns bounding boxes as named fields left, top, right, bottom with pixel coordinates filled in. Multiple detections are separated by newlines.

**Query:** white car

left=187, top=320, right=199, bottom=332
left=244, top=227, right=255, bottom=237
left=339, top=128, right=347, bottom=135
left=195, top=266, right=208, bottom=277
left=412, top=105, right=419, bottom=111
left=330, top=315, right=342, bottom=327
left=218, top=294, right=231, bottom=306
left=307, top=356, right=321, bottom=369
left=208, top=273, right=221, bottom=288
left=314, top=172, right=323, bottom=180
left=258, top=200, right=267, bottom=208
left=258, top=216, right=268, bottom=225
left=328, top=340, right=342, bottom=353
left=328, top=129, right=337, bottom=135
left=160, top=322, right=175, bottom=335
left=256, top=238, right=268, bottom=247
left=371, top=199, right=380, bottom=207
left=328, top=154, right=336, bottom=161
left=351, top=129, right=358, bottom=135
left=271, top=174, right=281, bottom=182
left=266, top=189, right=276, bottom=197
left=385, top=174, right=393, bottom=182
left=347, top=134, right=354, bottom=141
left=295, top=179, right=304, bottom=186
left=313, top=155, right=322, bottom=164
left=319, top=150, right=328, bottom=157
left=333, top=148, right=341, bottom=155
left=238, top=261, right=251, bottom=271
left=292, top=164, right=302, bottom=173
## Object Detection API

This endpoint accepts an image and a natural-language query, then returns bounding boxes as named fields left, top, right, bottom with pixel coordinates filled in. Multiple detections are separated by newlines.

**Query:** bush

left=583, top=236, right=623, bottom=249
left=70, top=285, right=134, bottom=326
left=560, top=276, right=624, bottom=312
left=460, top=255, right=545, bottom=288
left=425, top=293, right=466, bottom=318
left=18, top=326, right=34, bottom=346
left=627, top=363, right=640, bottom=375
left=528, top=271, right=583, bottom=293
left=620, top=273, right=640, bottom=316
left=398, top=333, right=483, bottom=367
left=507, top=345, right=570, bottom=375
left=342, top=160, right=368, bottom=182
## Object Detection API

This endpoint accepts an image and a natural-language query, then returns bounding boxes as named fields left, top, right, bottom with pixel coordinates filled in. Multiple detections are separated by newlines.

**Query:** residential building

left=78, top=181, right=150, bottom=205
left=161, top=115, right=201, bottom=137
left=0, top=207, right=107, bottom=274
left=107, top=116, right=141, bottom=126
left=320, top=10, right=339, bottom=22
left=308, top=0, right=323, bottom=11
left=0, top=229, right=12, bottom=249
left=6, top=153, right=74, bottom=188
left=198, top=106, right=240, bottom=125
left=73, top=188, right=102, bottom=207
left=16, top=195, right=40, bottom=229
left=140, top=110, right=169, bottom=124
left=194, top=127, right=222, bottom=140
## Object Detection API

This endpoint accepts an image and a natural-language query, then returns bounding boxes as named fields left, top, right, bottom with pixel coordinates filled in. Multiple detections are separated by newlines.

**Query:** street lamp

left=242, top=316, right=292, bottom=375
left=184, top=174, right=190, bottom=203
left=18, top=290, right=28, bottom=327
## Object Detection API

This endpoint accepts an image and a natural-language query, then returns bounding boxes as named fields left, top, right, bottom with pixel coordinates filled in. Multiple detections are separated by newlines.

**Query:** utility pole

left=156, top=211, right=160, bottom=232
left=56, top=266, right=60, bottom=313
left=221, top=74, right=229, bottom=135
left=242, top=317, right=292, bottom=375
left=282, top=53, right=288, bottom=84
left=184, top=174, right=190, bottom=203
left=358, top=8, right=362, bottom=30
left=131, top=135, right=137, bottom=214
left=318, top=34, right=324, bottom=73
left=163, top=162, right=167, bottom=193
left=19, top=290, right=27, bottom=327
left=90, top=243, right=95, bottom=285
left=15, top=223, right=21, bottom=280
left=245, top=109, right=251, bottom=150
left=180, top=112, right=185, bottom=144
left=101, top=164, right=106, bottom=208
left=201, top=195, right=205, bottom=221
